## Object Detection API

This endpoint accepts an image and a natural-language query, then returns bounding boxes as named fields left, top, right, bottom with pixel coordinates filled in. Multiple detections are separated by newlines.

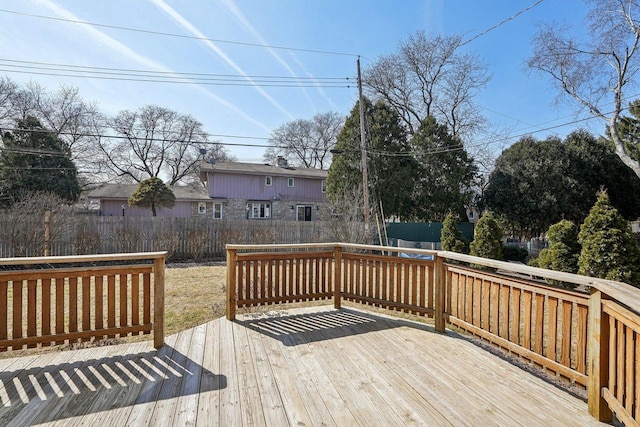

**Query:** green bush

left=578, top=191, right=640, bottom=287
left=441, top=212, right=469, bottom=254
left=470, top=211, right=503, bottom=261
left=503, top=245, right=528, bottom=262
left=537, top=219, right=580, bottom=289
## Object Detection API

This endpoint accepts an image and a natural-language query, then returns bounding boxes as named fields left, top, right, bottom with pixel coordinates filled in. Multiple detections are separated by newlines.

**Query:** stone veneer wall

left=220, top=198, right=331, bottom=221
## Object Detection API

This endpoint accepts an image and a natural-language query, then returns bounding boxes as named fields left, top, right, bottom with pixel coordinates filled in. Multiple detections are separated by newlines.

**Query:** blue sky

left=0, top=0, right=597, bottom=162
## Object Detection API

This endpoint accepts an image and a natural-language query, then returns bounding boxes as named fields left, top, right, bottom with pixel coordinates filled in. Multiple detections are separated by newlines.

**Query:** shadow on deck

left=0, top=343, right=225, bottom=425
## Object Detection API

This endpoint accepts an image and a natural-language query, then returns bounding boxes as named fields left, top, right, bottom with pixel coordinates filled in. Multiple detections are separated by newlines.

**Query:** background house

left=199, top=159, right=329, bottom=221
left=88, top=183, right=212, bottom=217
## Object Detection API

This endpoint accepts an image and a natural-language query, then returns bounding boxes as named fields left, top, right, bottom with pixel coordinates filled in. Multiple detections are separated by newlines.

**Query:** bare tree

left=96, top=105, right=228, bottom=185
left=15, top=82, right=103, bottom=187
left=264, top=111, right=343, bottom=169
left=0, top=76, right=19, bottom=129
left=528, top=0, right=640, bottom=178
left=363, top=31, right=490, bottom=138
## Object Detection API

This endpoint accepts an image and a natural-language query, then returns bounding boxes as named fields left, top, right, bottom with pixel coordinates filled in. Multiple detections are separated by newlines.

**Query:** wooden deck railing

left=226, top=243, right=640, bottom=425
left=0, top=252, right=167, bottom=351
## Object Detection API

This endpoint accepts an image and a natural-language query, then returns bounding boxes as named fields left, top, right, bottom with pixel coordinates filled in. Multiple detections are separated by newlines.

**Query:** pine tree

left=0, top=116, right=80, bottom=206
left=128, top=177, right=175, bottom=216
left=578, top=191, right=640, bottom=287
left=441, top=212, right=469, bottom=254
left=469, top=211, right=503, bottom=260
left=537, top=219, right=580, bottom=289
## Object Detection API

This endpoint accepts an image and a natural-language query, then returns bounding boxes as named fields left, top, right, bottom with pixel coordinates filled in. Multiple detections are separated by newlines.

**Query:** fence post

left=227, top=247, right=237, bottom=320
left=333, top=245, right=342, bottom=309
left=434, top=254, right=446, bottom=333
left=587, top=288, right=612, bottom=421
left=153, top=254, right=166, bottom=348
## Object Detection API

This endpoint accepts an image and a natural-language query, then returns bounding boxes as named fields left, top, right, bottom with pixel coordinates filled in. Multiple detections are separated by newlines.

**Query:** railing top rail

left=226, top=242, right=340, bottom=250
left=0, top=251, right=168, bottom=266
left=226, top=242, right=438, bottom=256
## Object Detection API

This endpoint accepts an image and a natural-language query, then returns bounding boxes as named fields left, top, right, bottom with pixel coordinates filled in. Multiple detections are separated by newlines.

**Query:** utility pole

left=357, top=56, right=370, bottom=226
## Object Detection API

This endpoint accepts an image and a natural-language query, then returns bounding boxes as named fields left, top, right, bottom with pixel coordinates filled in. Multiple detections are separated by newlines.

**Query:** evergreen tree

left=578, top=191, right=640, bottom=287
left=469, top=211, right=503, bottom=260
left=410, top=116, right=477, bottom=221
left=327, top=98, right=415, bottom=219
left=441, top=212, right=469, bottom=254
left=537, top=219, right=580, bottom=289
left=0, top=116, right=80, bottom=206
left=128, top=177, right=175, bottom=216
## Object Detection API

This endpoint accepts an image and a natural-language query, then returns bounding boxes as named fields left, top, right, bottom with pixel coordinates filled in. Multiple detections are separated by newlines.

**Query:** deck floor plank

left=196, top=318, right=221, bottom=426
left=0, top=306, right=608, bottom=426
left=218, top=311, right=242, bottom=425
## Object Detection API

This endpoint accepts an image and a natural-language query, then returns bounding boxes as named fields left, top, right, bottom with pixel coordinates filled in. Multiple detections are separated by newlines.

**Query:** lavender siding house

left=199, top=159, right=329, bottom=221
left=88, top=184, right=212, bottom=217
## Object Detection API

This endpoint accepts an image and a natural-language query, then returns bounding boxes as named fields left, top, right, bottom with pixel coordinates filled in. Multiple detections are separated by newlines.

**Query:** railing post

left=333, top=245, right=342, bottom=309
left=587, top=288, right=612, bottom=421
left=153, top=254, right=165, bottom=349
left=227, top=247, right=237, bottom=320
left=434, top=254, right=445, bottom=333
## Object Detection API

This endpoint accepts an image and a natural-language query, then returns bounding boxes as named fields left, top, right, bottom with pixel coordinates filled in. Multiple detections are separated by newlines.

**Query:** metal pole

left=357, top=57, right=370, bottom=226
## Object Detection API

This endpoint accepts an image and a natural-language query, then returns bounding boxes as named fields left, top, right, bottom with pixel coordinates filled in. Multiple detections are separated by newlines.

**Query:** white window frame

left=288, top=177, right=295, bottom=187
left=197, top=202, right=207, bottom=215
left=247, top=202, right=271, bottom=219
left=265, top=176, right=272, bottom=186
left=213, top=202, right=223, bottom=219
left=321, top=180, right=327, bottom=193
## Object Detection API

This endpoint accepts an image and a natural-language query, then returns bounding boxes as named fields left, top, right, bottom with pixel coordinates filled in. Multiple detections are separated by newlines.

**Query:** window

left=213, top=203, right=223, bottom=219
left=248, top=202, right=271, bottom=219
left=288, top=177, right=295, bottom=187
left=321, top=180, right=327, bottom=193
left=198, top=202, right=206, bottom=214
left=296, top=205, right=312, bottom=222
left=265, top=176, right=272, bottom=186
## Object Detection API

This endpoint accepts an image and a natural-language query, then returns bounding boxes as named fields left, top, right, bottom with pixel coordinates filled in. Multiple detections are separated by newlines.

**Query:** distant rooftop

left=87, top=183, right=210, bottom=201
left=200, top=160, right=328, bottom=179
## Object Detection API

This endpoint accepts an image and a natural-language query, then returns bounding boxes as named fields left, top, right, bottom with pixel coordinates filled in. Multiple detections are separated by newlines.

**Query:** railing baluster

left=131, top=273, right=140, bottom=327
left=27, top=279, right=37, bottom=344
left=96, top=275, right=104, bottom=330
left=82, top=276, right=91, bottom=334
left=0, top=280, right=7, bottom=341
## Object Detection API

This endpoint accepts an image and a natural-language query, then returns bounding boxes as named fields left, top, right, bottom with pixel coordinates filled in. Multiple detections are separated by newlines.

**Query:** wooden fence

left=0, top=252, right=166, bottom=351
left=226, top=243, right=640, bottom=425
left=0, top=214, right=336, bottom=258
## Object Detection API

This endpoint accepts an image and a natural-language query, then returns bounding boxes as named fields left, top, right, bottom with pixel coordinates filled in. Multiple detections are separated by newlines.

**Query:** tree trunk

left=609, top=118, right=640, bottom=179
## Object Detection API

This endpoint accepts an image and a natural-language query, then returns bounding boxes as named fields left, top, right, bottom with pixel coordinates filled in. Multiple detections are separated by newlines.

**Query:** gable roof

left=88, top=183, right=210, bottom=201
left=200, top=160, right=328, bottom=180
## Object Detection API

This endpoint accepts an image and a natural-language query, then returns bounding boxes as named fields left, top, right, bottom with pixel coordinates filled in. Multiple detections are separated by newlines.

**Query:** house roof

left=87, top=183, right=210, bottom=201
left=199, top=160, right=328, bottom=179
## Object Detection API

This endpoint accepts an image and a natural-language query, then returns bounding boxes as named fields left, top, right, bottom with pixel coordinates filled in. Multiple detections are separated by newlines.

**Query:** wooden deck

left=0, top=306, right=607, bottom=426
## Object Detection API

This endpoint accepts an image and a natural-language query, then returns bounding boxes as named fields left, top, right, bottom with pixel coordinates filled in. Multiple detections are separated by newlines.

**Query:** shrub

left=441, top=212, right=469, bottom=254
left=536, top=219, right=580, bottom=289
left=470, top=211, right=503, bottom=261
left=578, top=191, right=640, bottom=287
left=503, top=245, right=528, bottom=262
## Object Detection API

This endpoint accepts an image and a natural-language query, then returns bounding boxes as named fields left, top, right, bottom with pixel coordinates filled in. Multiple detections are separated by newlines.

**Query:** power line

left=460, top=0, right=545, bottom=47
left=0, top=8, right=359, bottom=58
left=0, top=68, right=352, bottom=88
left=0, top=58, right=353, bottom=82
